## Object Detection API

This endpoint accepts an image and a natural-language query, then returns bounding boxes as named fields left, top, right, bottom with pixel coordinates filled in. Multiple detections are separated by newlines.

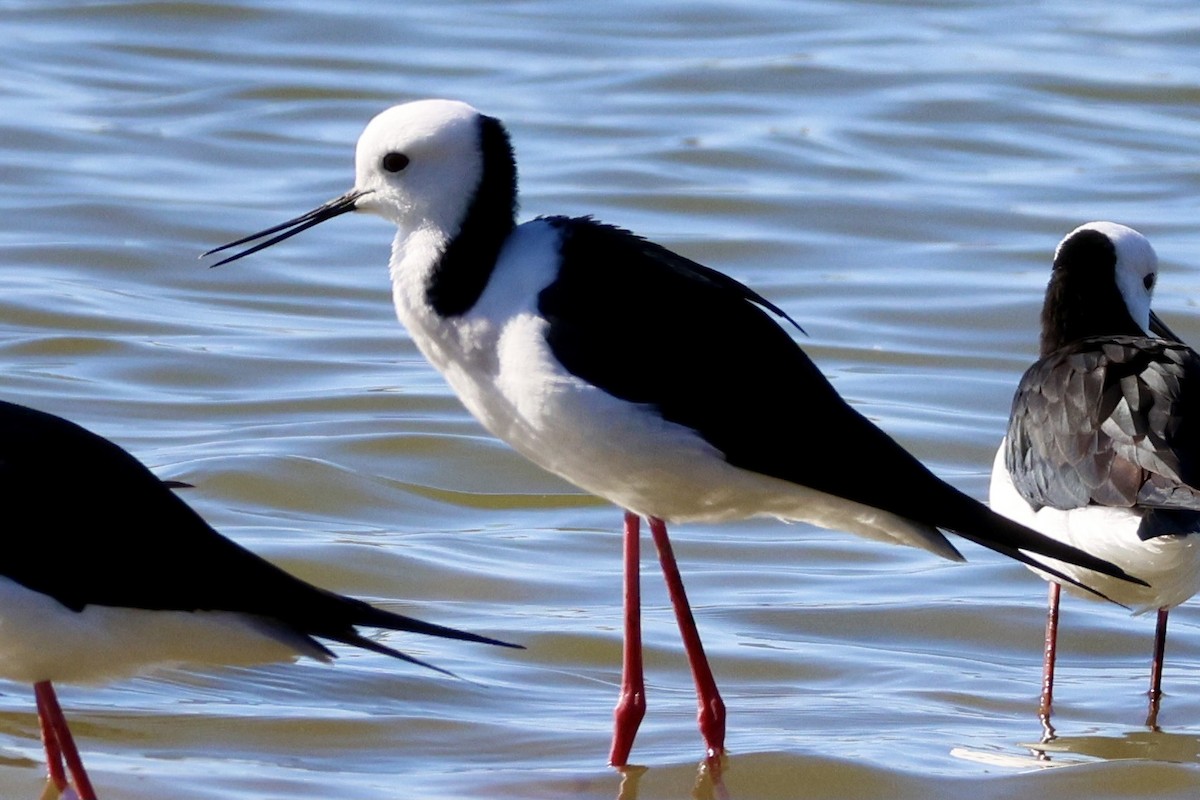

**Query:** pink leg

left=1146, top=607, right=1169, bottom=729
left=34, top=683, right=67, bottom=793
left=34, top=682, right=98, bottom=800
left=648, top=517, right=726, bottom=759
left=609, top=511, right=647, bottom=766
left=1039, top=582, right=1061, bottom=740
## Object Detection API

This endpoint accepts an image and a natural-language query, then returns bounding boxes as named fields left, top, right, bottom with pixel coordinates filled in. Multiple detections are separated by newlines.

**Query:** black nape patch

left=426, top=114, right=519, bottom=317
left=1041, top=229, right=1143, bottom=355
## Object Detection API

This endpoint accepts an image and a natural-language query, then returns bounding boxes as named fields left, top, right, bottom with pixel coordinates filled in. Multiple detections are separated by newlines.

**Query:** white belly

left=390, top=222, right=956, bottom=557
left=989, top=443, right=1200, bottom=612
left=0, top=577, right=322, bottom=684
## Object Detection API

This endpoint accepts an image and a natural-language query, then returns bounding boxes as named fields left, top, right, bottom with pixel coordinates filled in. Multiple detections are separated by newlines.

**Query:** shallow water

left=3, top=1, right=1200, bottom=798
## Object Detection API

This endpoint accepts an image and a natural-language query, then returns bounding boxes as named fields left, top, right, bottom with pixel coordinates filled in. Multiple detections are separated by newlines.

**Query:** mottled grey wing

left=1005, top=336, right=1200, bottom=515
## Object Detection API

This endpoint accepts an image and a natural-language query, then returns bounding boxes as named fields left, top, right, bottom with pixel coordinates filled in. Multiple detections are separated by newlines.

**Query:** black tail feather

left=308, top=596, right=522, bottom=674
left=346, top=600, right=522, bottom=650
left=937, top=490, right=1149, bottom=601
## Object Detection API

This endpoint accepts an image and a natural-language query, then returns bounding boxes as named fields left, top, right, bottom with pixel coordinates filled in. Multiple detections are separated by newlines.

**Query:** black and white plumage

left=205, top=99, right=1141, bottom=764
left=989, top=221, right=1200, bottom=728
left=0, top=399, right=512, bottom=799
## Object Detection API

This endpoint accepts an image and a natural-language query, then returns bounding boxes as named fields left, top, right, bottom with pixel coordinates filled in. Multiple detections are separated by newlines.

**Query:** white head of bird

left=351, top=99, right=489, bottom=229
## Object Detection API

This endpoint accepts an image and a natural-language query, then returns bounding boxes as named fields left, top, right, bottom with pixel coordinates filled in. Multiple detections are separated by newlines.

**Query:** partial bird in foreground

left=990, top=221, right=1200, bottom=733
left=205, top=99, right=1143, bottom=765
left=0, top=399, right=515, bottom=800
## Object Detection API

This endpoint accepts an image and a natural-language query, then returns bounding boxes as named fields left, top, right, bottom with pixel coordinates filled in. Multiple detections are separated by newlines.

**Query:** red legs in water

left=1146, top=607, right=1169, bottom=730
left=610, top=512, right=647, bottom=766
left=1039, top=582, right=1171, bottom=737
left=30, top=535, right=722, bottom=799
left=648, top=516, right=726, bottom=759
left=610, top=512, right=727, bottom=769
left=35, top=686, right=68, bottom=796
left=1038, top=582, right=1061, bottom=742
left=35, top=681, right=97, bottom=800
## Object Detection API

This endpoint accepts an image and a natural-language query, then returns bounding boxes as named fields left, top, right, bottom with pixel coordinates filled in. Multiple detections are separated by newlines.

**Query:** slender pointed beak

left=1149, top=309, right=1184, bottom=343
left=201, top=189, right=369, bottom=267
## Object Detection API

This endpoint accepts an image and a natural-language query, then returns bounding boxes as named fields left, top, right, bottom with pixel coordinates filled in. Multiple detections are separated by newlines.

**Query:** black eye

left=382, top=152, right=410, bottom=173
left=1144, top=273, right=1156, bottom=291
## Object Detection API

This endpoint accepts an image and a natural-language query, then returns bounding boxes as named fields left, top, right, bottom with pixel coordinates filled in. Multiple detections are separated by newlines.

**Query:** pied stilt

left=0, top=399, right=514, bottom=798
left=205, top=100, right=1143, bottom=764
left=990, top=221, right=1200, bottom=732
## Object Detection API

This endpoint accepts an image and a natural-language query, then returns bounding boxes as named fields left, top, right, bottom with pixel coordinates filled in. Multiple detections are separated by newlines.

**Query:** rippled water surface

left=4, top=2, right=1200, bottom=798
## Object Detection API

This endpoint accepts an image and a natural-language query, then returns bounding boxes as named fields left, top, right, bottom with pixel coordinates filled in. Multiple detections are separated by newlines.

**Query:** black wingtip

left=348, top=598, right=523, bottom=651
left=930, top=493, right=1149, bottom=604
left=318, top=605, right=522, bottom=680
left=941, top=492, right=1150, bottom=590
left=346, top=633, right=464, bottom=678
left=951, top=524, right=1148, bottom=603
left=332, top=621, right=521, bottom=680
left=399, top=616, right=524, bottom=650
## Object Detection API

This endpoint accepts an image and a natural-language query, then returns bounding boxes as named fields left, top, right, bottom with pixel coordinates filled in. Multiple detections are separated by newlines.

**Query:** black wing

left=535, top=216, right=1143, bottom=584
left=0, top=400, right=511, bottom=662
left=1005, top=336, right=1200, bottom=538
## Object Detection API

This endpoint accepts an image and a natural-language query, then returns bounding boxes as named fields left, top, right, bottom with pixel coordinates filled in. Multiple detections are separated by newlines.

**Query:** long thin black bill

left=1149, top=309, right=1184, bottom=343
left=202, top=189, right=367, bottom=267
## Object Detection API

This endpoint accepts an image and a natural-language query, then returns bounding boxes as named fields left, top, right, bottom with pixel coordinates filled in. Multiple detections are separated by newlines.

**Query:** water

left=3, top=1, right=1200, bottom=798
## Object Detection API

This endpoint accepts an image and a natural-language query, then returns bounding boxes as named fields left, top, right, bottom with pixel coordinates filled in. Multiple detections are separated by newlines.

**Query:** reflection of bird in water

left=953, top=728, right=1200, bottom=768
